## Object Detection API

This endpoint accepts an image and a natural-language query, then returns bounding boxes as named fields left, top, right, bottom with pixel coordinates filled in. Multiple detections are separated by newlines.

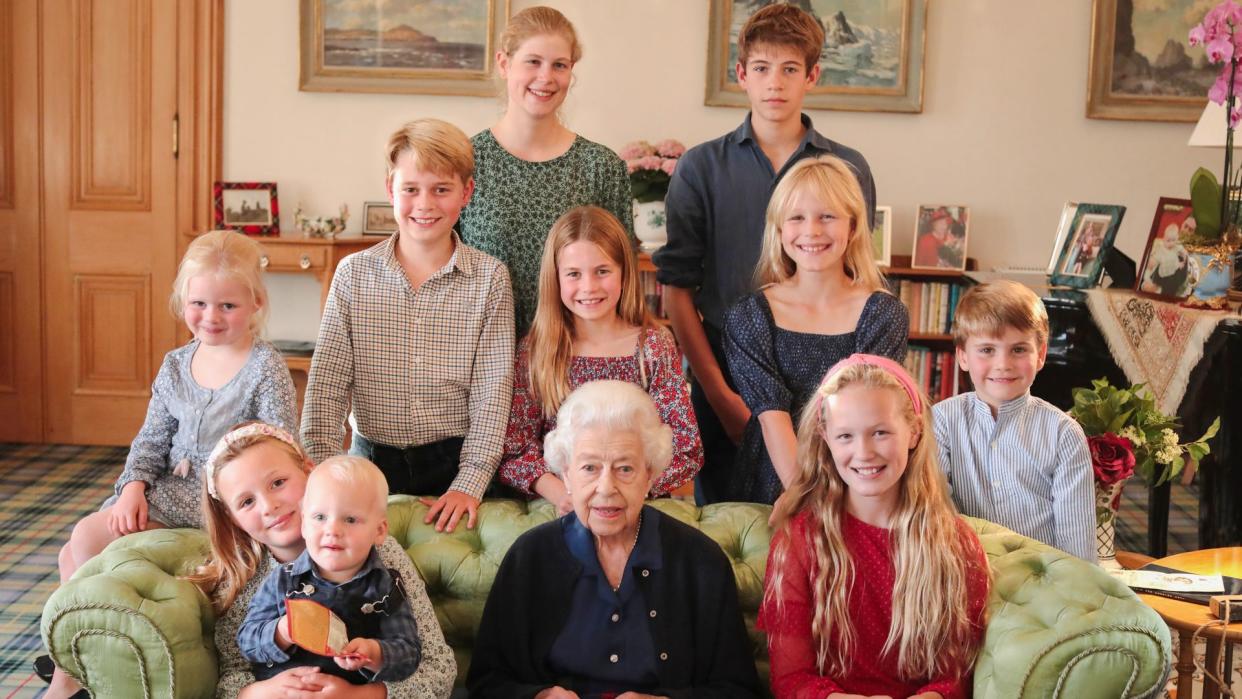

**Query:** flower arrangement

left=294, top=203, right=349, bottom=239
left=619, top=139, right=685, bottom=204
left=1187, top=2, right=1242, bottom=244
left=1069, top=378, right=1219, bottom=489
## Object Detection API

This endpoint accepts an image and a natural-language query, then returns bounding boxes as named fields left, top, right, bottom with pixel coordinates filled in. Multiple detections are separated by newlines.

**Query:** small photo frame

left=871, top=206, right=892, bottom=267
left=1048, top=202, right=1080, bottom=275
left=363, top=201, right=397, bottom=235
left=911, top=205, right=969, bottom=271
left=1049, top=203, right=1126, bottom=289
left=1136, top=197, right=1196, bottom=302
left=214, top=182, right=279, bottom=235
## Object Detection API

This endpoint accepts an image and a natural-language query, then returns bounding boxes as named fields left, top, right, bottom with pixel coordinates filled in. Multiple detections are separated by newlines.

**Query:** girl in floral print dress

left=497, top=206, right=702, bottom=512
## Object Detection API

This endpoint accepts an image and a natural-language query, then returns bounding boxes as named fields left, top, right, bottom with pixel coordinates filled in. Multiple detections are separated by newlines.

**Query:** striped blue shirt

left=933, top=391, right=1097, bottom=562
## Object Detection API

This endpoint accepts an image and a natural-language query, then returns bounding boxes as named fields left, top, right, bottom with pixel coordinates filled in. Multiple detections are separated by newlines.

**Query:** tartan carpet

left=0, top=443, right=124, bottom=699
left=0, top=444, right=1201, bottom=698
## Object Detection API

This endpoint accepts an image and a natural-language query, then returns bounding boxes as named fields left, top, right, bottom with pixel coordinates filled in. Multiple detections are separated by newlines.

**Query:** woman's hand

left=533, top=473, right=574, bottom=515
left=534, top=687, right=580, bottom=699
left=236, top=666, right=325, bottom=698
left=108, top=481, right=149, bottom=536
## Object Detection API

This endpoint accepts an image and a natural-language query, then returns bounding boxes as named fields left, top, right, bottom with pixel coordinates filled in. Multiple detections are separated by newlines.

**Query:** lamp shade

left=1189, top=100, right=1240, bottom=147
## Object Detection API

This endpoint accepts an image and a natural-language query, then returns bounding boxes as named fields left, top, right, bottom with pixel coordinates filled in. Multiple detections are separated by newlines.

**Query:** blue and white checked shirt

left=933, top=391, right=1097, bottom=563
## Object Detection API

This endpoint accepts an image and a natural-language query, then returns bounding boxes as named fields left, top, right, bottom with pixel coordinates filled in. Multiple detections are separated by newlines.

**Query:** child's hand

left=420, top=490, right=479, bottom=532
left=108, top=481, right=149, bottom=536
left=274, top=614, right=293, bottom=650
left=334, top=637, right=381, bottom=673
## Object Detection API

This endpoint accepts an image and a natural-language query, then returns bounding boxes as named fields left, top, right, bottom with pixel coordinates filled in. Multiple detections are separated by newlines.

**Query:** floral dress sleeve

left=645, top=327, right=703, bottom=496
left=114, top=350, right=181, bottom=495
left=496, top=338, right=551, bottom=494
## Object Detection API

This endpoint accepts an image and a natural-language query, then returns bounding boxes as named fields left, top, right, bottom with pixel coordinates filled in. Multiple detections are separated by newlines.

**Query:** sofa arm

left=972, top=524, right=1173, bottom=698
left=41, top=528, right=217, bottom=699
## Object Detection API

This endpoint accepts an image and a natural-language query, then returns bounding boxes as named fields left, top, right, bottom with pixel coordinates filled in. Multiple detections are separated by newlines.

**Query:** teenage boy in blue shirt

left=654, top=3, right=877, bottom=504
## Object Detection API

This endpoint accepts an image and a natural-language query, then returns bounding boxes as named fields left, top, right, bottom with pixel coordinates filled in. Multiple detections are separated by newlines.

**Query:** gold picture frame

left=299, top=0, right=509, bottom=97
left=705, top=0, right=927, bottom=113
left=1086, top=0, right=1212, bottom=122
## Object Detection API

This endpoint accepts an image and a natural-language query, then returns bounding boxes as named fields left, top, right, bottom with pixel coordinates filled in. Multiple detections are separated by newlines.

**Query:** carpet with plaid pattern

left=0, top=443, right=1202, bottom=698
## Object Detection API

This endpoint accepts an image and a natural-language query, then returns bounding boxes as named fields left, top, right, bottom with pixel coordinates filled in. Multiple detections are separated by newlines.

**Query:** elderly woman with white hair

left=467, top=380, right=762, bottom=699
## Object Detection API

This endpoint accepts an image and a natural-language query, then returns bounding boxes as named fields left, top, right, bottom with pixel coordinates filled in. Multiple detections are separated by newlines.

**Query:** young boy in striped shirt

left=932, top=281, right=1096, bottom=562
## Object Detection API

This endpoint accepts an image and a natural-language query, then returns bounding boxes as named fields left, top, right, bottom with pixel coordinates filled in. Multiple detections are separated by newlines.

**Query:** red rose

left=1089, top=433, right=1136, bottom=487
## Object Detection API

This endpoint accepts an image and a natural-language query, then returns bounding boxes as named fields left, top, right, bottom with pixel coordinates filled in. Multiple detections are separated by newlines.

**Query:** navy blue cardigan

left=467, top=506, right=763, bottom=698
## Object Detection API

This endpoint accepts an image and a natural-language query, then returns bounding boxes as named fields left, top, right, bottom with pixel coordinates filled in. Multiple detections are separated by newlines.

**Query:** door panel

left=0, top=0, right=43, bottom=442
left=43, top=0, right=179, bottom=445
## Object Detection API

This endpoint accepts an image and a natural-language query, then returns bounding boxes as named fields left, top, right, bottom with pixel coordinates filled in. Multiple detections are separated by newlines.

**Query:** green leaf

left=1192, top=166, right=1223, bottom=239
left=1200, top=417, right=1222, bottom=443
left=1106, top=407, right=1136, bottom=434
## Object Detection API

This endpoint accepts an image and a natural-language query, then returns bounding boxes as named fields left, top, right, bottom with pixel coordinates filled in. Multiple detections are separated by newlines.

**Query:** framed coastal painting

left=1136, top=197, right=1196, bottom=302
left=911, top=205, right=969, bottom=271
left=1087, top=0, right=1214, bottom=121
left=705, top=0, right=928, bottom=113
left=300, top=0, right=509, bottom=96
left=871, top=205, right=893, bottom=266
left=214, top=182, right=279, bottom=236
left=363, top=201, right=397, bottom=235
left=1049, top=204, right=1126, bottom=289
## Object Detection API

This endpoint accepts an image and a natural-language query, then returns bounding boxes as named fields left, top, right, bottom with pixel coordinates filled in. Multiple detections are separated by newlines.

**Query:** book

left=1129, top=563, right=1242, bottom=605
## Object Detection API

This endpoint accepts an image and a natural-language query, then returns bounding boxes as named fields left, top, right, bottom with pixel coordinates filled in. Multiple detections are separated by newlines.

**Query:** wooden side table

left=1137, top=547, right=1242, bottom=699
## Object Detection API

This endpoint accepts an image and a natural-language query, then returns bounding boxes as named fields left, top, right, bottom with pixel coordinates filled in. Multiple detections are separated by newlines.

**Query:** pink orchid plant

left=1189, top=1, right=1242, bottom=240
left=619, top=139, right=686, bottom=203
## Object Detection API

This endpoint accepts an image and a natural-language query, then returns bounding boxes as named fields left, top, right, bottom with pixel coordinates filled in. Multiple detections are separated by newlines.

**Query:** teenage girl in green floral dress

left=458, top=6, right=634, bottom=336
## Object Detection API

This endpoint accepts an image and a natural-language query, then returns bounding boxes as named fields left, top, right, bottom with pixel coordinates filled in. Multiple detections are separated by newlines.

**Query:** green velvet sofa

left=42, top=497, right=1171, bottom=698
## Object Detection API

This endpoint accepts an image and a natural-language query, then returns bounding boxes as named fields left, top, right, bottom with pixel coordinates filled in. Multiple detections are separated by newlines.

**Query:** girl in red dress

left=760, top=354, right=990, bottom=699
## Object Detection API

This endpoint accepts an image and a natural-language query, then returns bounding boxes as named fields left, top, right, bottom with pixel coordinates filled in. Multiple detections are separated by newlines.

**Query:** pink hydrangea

left=660, top=158, right=678, bottom=176
left=619, top=141, right=655, bottom=161
left=626, top=158, right=642, bottom=174
left=637, top=155, right=663, bottom=172
left=654, top=139, right=686, bottom=158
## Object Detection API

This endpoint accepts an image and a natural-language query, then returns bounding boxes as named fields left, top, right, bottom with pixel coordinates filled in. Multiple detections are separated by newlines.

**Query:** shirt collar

left=381, top=230, right=472, bottom=278
left=287, top=546, right=384, bottom=585
left=733, top=113, right=833, bottom=155
left=563, top=505, right=664, bottom=573
left=970, top=390, right=1032, bottom=419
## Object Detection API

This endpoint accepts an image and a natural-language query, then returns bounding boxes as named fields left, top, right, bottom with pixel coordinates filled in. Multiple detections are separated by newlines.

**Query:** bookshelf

left=881, top=254, right=977, bottom=403
left=637, top=251, right=670, bottom=325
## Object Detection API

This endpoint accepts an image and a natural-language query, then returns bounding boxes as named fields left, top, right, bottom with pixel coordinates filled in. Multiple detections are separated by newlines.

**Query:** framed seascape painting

left=363, top=201, right=398, bottom=235
left=300, top=0, right=509, bottom=96
left=1049, top=204, right=1127, bottom=289
left=1137, top=197, right=1196, bottom=302
left=871, top=205, right=892, bottom=266
left=1087, top=0, right=1214, bottom=121
left=705, top=0, right=928, bottom=113
left=911, top=205, right=969, bottom=271
left=214, top=182, right=279, bottom=236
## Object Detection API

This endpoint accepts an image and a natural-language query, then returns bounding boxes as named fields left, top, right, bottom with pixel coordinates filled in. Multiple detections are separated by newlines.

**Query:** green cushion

left=42, top=499, right=1171, bottom=698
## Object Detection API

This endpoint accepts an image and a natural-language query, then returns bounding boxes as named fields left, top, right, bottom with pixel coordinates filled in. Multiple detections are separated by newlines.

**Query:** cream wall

left=225, top=0, right=1219, bottom=341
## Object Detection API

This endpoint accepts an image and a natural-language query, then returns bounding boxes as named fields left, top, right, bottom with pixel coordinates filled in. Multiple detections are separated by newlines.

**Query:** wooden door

left=0, top=0, right=43, bottom=442
left=41, top=0, right=181, bottom=445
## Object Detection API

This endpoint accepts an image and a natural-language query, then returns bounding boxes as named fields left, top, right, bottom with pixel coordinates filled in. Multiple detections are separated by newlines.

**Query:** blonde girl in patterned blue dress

left=58, top=229, right=297, bottom=580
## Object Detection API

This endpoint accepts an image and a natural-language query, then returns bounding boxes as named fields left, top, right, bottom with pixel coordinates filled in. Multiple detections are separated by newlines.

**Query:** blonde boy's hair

left=310, top=455, right=389, bottom=515
left=952, top=280, right=1049, bottom=348
left=738, top=3, right=825, bottom=71
left=500, top=6, right=582, bottom=64
left=170, top=230, right=269, bottom=335
left=754, top=155, right=885, bottom=293
left=527, top=206, right=652, bottom=417
left=386, top=118, right=474, bottom=185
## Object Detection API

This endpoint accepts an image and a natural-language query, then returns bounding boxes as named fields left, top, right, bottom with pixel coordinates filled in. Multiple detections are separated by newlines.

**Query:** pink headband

left=204, top=422, right=307, bottom=500
left=822, top=353, right=924, bottom=416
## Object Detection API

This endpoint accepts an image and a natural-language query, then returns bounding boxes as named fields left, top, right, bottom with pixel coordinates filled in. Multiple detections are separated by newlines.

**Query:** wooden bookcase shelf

left=881, top=255, right=976, bottom=401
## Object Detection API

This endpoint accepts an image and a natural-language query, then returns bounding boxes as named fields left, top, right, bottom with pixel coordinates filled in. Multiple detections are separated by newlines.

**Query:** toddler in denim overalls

left=238, top=456, right=421, bottom=683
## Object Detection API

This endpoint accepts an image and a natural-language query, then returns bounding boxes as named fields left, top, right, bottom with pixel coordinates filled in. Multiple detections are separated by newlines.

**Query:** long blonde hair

left=754, top=155, right=885, bottom=292
left=526, top=206, right=651, bottom=417
left=766, top=362, right=985, bottom=682
left=170, top=230, right=269, bottom=335
left=186, top=427, right=312, bottom=614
